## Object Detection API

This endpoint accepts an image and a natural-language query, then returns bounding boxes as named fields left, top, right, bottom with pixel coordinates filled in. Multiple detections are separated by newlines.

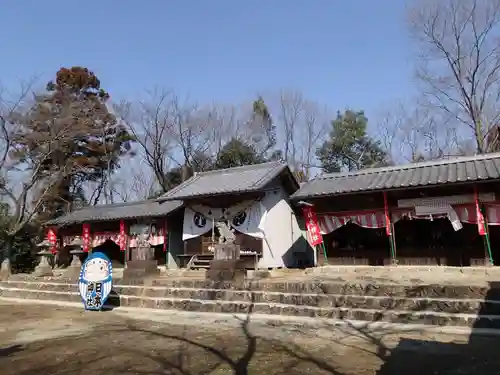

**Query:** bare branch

left=409, top=0, right=500, bottom=152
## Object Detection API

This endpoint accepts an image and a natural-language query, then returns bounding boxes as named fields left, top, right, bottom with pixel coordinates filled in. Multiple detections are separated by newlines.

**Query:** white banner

left=415, top=204, right=463, bottom=231
left=182, top=208, right=212, bottom=240
left=230, top=201, right=267, bottom=239
left=182, top=200, right=267, bottom=240
left=191, top=201, right=254, bottom=221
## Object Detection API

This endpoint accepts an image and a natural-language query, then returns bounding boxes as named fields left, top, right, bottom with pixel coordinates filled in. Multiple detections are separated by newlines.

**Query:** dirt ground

left=1, top=301, right=500, bottom=374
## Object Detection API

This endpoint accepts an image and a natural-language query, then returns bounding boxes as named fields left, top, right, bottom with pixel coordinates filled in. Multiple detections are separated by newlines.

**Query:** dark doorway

left=92, top=239, right=125, bottom=267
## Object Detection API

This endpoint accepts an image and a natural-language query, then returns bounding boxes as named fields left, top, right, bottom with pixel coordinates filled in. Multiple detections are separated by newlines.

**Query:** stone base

left=246, top=269, right=270, bottom=280
left=33, top=265, right=53, bottom=277
left=122, top=260, right=159, bottom=282
left=0, top=259, right=11, bottom=280
left=206, top=259, right=246, bottom=284
left=64, top=265, right=81, bottom=281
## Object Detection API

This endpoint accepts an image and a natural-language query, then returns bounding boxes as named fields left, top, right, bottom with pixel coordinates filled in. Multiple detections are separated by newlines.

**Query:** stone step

left=3, top=281, right=500, bottom=316
left=191, top=259, right=211, bottom=269
left=5, top=277, right=498, bottom=300
left=2, top=280, right=497, bottom=308
left=194, top=259, right=211, bottom=264
left=1, top=286, right=500, bottom=329
left=148, top=279, right=500, bottom=300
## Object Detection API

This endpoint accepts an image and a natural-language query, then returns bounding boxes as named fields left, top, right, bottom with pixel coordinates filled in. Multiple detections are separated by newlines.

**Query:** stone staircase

left=2, top=276, right=500, bottom=329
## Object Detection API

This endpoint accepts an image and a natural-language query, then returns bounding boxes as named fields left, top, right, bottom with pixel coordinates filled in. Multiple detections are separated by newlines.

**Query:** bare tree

left=0, top=79, right=37, bottom=171
left=0, top=85, right=87, bottom=272
left=116, top=89, right=234, bottom=194
left=277, top=89, right=304, bottom=167
left=271, top=90, right=331, bottom=177
left=377, top=99, right=463, bottom=164
left=409, top=0, right=500, bottom=153
left=111, top=165, right=158, bottom=202
left=298, top=100, right=329, bottom=178
left=114, top=88, right=176, bottom=193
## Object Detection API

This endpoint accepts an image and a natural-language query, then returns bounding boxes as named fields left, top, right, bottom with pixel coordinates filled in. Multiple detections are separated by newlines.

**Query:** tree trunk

left=0, top=235, right=14, bottom=278
left=181, top=164, right=190, bottom=182
left=1, top=235, right=13, bottom=263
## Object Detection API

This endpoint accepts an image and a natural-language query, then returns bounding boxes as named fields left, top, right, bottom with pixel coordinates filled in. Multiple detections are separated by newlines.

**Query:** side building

left=292, top=153, right=500, bottom=267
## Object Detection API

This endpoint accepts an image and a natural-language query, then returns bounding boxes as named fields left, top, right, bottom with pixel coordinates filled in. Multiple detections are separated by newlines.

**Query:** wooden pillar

left=317, top=245, right=328, bottom=266
left=383, top=192, right=397, bottom=265
left=475, top=186, right=493, bottom=266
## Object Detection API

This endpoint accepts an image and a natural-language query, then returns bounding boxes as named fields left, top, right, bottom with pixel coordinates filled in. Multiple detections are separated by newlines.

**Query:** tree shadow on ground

left=0, top=345, right=23, bottom=358
left=374, top=281, right=500, bottom=375
left=4, top=282, right=500, bottom=374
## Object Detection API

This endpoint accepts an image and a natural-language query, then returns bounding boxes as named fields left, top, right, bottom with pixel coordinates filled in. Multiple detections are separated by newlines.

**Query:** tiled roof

left=157, top=161, right=298, bottom=201
left=45, top=200, right=183, bottom=226
left=291, top=153, right=500, bottom=199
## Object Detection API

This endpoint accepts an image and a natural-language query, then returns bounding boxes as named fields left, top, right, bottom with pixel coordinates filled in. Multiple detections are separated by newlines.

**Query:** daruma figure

left=78, top=251, right=113, bottom=311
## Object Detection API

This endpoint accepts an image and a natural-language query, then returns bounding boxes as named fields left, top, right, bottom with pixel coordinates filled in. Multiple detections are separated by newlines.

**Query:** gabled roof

left=291, top=152, right=500, bottom=199
left=45, top=200, right=183, bottom=227
left=157, top=161, right=299, bottom=201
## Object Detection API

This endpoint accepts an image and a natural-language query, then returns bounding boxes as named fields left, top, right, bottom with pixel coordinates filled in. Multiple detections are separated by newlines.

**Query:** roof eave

left=157, top=188, right=264, bottom=202
left=44, top=201, right=184, bottom=227
left=290, top=178, right=497, bottom=200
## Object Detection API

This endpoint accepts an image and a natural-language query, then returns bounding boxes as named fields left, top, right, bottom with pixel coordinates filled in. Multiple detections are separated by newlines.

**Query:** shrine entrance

left=92, top=239, right=124, bottom=267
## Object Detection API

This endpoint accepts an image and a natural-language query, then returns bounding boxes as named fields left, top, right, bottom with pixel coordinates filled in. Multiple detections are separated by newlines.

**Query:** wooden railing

left=186, top=254, right=198, bottom=270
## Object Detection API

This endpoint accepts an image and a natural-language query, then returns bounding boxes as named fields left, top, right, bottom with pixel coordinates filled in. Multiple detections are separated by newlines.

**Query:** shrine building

left=291, top=152, right=500, bottom=267
left=45, top=161, right=313, bottom=271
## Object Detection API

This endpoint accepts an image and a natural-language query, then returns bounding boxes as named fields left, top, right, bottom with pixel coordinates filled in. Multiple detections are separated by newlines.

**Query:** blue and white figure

left=78, top=251, right=113, bottom=311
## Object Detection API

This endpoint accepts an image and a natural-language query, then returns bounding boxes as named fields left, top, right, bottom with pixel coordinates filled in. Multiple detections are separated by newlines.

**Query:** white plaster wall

left=258, top=188, right=306, bottom=268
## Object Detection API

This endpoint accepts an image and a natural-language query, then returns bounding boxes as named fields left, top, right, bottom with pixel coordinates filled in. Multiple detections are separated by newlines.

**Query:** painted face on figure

left=83, top=258, right=110, bottom=282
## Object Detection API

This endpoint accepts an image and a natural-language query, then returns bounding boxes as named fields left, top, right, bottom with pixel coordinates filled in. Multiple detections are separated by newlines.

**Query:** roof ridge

left=159, top=173, right=202, bottom=197
left=70, top=199, right=159, bottom=212
left=248, top=162, right=287, bottom=189
left=195, top=160, right=284, bottom=176
left=320, top=152, right=500, bottom=180
left=156, top=161, right=294, bottom=201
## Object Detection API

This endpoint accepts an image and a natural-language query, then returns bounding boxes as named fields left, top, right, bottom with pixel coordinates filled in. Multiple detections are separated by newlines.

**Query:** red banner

left=82, top=224, right=91, bottom=252
left=475, top=187, right=487, bottom=236
left=47, top=228, right=57, bottom=254
left=383, top=192, right=392, bottom=236
left=118, top=220, right=127, bottom=251
left=162, top=220, right=168, bottom=252
left=303, top=206, right=323, bottom=246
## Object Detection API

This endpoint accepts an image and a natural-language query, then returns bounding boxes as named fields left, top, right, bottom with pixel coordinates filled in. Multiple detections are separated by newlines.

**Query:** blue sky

left=0, top=0, right=416, bottom=123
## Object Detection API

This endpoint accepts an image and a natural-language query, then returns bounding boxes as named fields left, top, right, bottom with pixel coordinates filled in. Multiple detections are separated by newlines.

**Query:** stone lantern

left=64, top=237, right=86, bottom=280
left=33, top=239, right=55, bottom=277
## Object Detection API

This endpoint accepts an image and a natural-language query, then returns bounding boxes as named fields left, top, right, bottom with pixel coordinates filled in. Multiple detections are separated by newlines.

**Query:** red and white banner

left=318, top=201, right=500, bottom=235
left=392, top=204, right=500, bottom=225
left=128, top=233, right=166, bottom=248
left=47, top=228, right=57, bottom=254
left=319, top=211, right=386, bottom=234
left=162, top=220, right=168, bottom=252
left=303, top=207, right=323, bottom=246
left=82, top=224, right=91, bottom=252
left=383, top=192, right=392, bottom=236
left=475, top=188, right=487, bottom=235
left=118, top=220, right=127, bottom=251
